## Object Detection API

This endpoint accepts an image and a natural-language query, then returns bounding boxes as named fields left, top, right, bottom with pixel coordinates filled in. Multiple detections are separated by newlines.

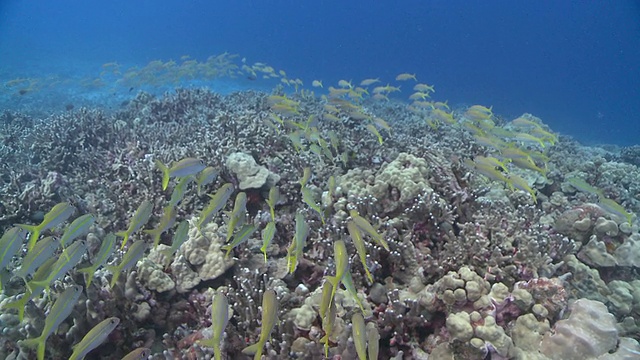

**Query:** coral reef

left=0, top=68, right=639, bottom=360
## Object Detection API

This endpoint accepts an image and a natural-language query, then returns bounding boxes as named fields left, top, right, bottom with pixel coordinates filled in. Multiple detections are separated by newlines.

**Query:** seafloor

left=1, top=58, right=640, bottom=360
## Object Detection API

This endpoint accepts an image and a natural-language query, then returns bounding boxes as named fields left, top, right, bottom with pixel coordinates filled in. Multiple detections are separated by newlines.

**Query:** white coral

left=136, top=258, right=175, bottom=293
left=540, top=299, right=618, bottom=360
left=226, top=152, right=280, bottom=190
left=171, top=217, right=234, bottom=292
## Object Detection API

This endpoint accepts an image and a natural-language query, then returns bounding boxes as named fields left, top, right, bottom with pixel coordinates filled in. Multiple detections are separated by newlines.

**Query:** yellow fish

left=395, top=73, right=417, bottom=81
left=198, top=292, right=229, bottom=360
left=242, top=290, right=278, bottom=360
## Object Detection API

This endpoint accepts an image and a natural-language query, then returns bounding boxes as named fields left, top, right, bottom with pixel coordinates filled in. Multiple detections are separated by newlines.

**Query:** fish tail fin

left=326, top=275, right=339, bottom=292
left=319, top=334, right=328, bottom=343
left=158, top=249, right=174, bottom=261
left=196, top=338, right=213, bottom=347
left=17, top=224, right=40, bottom=251
left=363, top=266, right=374, bottom=283
left=115, top=231, right=129, bottom=249
left=319, top=334, right=330, bottom=357
left=241, top=343, right=261, bottom=356
left=26, top=280, right=47, bottom=294
left=19, top=336, right=45, bottom=360
left=143, top=229, right=161, bottom=248
left=106, top=265, right=120, bottom=287
left=152, top=233, right=162, bottom=248
left=219, top=245, right=233, bottom=259
left=77, top=266, right=95, bottom=288
left=198, top=340, right=223, bottom=360
left=286, top=252, right=298, bottom=274
left=2, top=296, right=28, bottom=321
left=155, top=159, right=170, bottom=190
left=213, top=345, right=222, bottom=360
left=85, top=275, right=94, bottom=288
left=325, top=275, right=340, bottom=309
left=197, top=337, right=218, bottom=351
left=76, top=265, right=94, bottom=275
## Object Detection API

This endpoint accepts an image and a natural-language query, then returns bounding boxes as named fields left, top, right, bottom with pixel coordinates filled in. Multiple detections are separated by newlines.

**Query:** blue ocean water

left=0, top=0, right=638, bottom=146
